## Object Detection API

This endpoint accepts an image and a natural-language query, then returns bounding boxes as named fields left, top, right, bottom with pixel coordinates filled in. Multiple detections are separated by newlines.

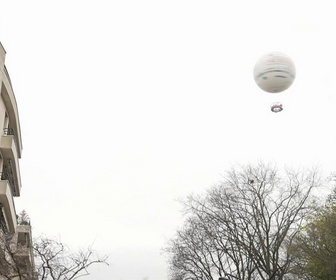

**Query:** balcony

left=0, top=128, right=22, bottom=196
left=1, top=64, right=23, bottom=159
left=15, top=225, right=35, bottom=275
left=0, top=180, right=17, bottom=233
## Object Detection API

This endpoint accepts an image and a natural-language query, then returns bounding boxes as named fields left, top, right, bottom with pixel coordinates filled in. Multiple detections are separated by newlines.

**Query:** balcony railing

left=1, top=171, right=15, bottom=188
left=0, top=160, right=16, bottom=196
left=0, top=131, right=20, bottom=196
left=3, top=127, right=14, bottom=136
left=0, top=204, right=8, bottom=233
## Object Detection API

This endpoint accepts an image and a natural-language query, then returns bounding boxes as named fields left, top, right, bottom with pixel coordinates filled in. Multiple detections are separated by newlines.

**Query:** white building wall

left=0, top=42, right=34, bottom=278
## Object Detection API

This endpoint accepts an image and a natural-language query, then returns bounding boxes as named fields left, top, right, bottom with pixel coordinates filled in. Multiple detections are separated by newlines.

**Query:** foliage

left=18, top=210, right=31, bottom=225
left=290, top=187, right=336, bottom=279
left=164, top=162, right=320, bottom=280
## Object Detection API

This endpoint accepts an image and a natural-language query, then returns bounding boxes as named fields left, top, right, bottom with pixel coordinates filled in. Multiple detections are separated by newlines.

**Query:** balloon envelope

left=253, top=52, right=296, bottom=93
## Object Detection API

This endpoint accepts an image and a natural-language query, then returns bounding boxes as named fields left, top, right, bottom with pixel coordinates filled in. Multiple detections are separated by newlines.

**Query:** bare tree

left=0, top=210, right=108, bottom=280
left=165, top=162, right=320, bottom=280
left=0, top=210, right=35, bottom=280
left=33, top=236, right=108, bottom=280
left=0, top=232, right=32, bottom=280
left=0, top=234, right=108, bottom=280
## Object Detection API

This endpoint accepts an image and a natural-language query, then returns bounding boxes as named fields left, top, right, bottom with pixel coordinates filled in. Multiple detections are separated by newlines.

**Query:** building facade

left=0, top=42, right=36, bottom=279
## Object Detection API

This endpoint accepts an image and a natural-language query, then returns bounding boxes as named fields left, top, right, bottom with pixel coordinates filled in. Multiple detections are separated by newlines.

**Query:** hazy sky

left=1, top=1, right=336, bottom=279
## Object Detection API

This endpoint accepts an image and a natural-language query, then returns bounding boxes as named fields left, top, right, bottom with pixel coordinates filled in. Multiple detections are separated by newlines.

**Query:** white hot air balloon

left=253, top=52, right=296, bottom=112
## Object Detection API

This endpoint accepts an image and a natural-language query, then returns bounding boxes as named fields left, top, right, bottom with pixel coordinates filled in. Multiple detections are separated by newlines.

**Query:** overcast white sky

left=1, top=1, right=336, bottom=279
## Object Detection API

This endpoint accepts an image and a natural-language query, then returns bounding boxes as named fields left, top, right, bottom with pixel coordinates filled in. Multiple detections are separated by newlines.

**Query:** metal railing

left=0, top=159, right=16, bottom=195
left=0, top=204, right=8, bottom=233
left=3, top=127, right=14, bottom=136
